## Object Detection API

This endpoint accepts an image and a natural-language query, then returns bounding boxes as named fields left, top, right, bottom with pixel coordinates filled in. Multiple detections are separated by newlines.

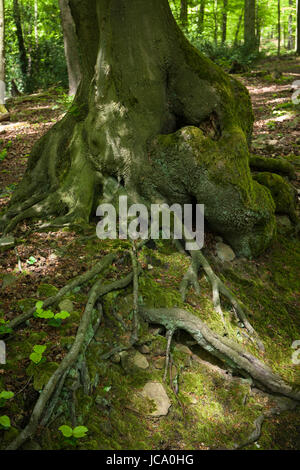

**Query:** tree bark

left=12, top=0, right=28, bottom=76
left=234, top=12, right=243, bottom=46
left=198, top=0, right=205, bottom=33
left=297, top=0, right=300, bottom=53
left=244, top=0, right=256, bottom=52
left=0, top=0, right=7, bottom=113
left=221, top=0, right=228, bottom=44
left=59, top=0, right=81, bottom=96
left=180, top=0, right=188, bottom=27
left=1, top=0, right=276, bottom=259
left=277, top=0, right=281, bottom=56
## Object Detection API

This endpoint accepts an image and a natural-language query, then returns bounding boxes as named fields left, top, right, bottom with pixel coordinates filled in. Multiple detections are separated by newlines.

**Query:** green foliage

left=34, top=301, right=70, bottom=327
left=29, top=344, right=47, bottom=364
left=0, top=319, right=12, bottom=336
left=0, top=415, right=11, bottom=430
left=58, top=425, right=88, bottom=446
left=0, top=391, right=14, bottom=407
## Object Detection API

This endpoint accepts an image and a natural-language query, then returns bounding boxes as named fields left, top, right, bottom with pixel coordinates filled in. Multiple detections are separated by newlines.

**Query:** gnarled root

left=139, top=307, right=300, bottom=401
left=180, top=248, right=264, bottom=351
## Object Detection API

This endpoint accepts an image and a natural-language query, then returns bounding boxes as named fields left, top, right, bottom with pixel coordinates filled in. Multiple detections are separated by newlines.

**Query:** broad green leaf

left=59, top=425, right=73, bottom=437
left=73, top=426, right=88, bottom=439
left=0, top=415, right=11, bottom=429
left=35, top=301, right=44, bottom=310
left=55, top=311, right=70, bottom=320
left=30, top=352, right=42, bottom=364
left=0, top=391, right=14, bottom=400
left=33, top=345, right=47, bottom=354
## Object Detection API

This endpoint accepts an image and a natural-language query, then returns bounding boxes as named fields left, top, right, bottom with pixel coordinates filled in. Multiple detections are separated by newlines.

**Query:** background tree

left=244, top=0, right=257, bottom=52
left=0, top=0, right=7, bottom=113
left=59, top=0, right=81, bottom=96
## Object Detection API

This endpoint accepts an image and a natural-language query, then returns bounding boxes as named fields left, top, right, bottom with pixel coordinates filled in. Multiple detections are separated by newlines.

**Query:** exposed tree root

left=139, top=307, right=300, bottom=401
left=4, top=240, right=300, bottom=449
left=180, top=248, right=264, bottom=351
left=3, top=253, right=117, bottom=333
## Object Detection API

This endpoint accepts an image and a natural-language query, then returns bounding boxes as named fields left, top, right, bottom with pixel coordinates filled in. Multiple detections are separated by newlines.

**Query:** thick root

left=139, top=307, right=300, bottom=401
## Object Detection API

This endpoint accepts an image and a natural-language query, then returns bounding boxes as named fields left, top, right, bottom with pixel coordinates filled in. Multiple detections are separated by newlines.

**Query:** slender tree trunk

left=59, top=0, right=81, bottom=95
left=297, top=0, right=300, bottom=53
left=255, top=3, right=261, bottom=50
left=198, top=0, right=205, bottom=33
left=277, top=0, right=281, bottom=55
left=0, top=0, right=6, bottom=113
left=34, top=0, right=38, bottom=46
left=234, top=12, right=243, bottom=46
left=13, top=0, right=27, bottom=76
left=221, top=0, right=228, bottom=44
left=287, top=0, right=293, bottom=50
left=180, top=0, right=188, bottom=28
left=244, top=0, right=256, bottom=52
left=213, top=0, right=218, bottom=44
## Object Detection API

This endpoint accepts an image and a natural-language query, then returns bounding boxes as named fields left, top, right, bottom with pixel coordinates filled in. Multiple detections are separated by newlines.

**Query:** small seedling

left=29, top=345, right=47, bottom=364
left=0, top=391, right=14, bottom=407
left=0, top=319, right=12, bottom=336
left=27, top=256, right=37, bottom=265
left=0, top=415, right=11, bottom=430
left=34, top=301, right=70, bottom=327
left=58, top=425, right=88, bottom=446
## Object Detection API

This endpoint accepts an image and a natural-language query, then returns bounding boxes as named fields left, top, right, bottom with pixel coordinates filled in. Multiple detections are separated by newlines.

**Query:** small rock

left=132, top=351, right=149, bottom=369
left=174, top=343, right=192, bottom=355
left=111, top=353, right=121, bottom=364
left=154, top=357, right=165, bottom=369
left=121, top=350, right=149, bottom=372
left=0, top=236, right=15, bottom=250
left=216, top=242, right=236, bottom=262
left=1, top=273, right=16, bottom=290
left=58, top=299, right=74, bottom=313
left=140, top=381, right=171, bottom=417
left=149, top=327, right=163, bottom=336
left=139, top=345, right=150, bottom=354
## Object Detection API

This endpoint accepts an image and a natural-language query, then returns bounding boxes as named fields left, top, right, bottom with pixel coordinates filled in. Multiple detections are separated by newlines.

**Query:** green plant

left=0, top=415, right=11, bottom=430
left=34, top=301, right=70, bottom=327
left=0, top=319, right=12, bottom=335
left=58, top=425, right=88, bottom=446
left=0, top=391, right=14, bottom=407
left=29, top=345, right=47, bottom=364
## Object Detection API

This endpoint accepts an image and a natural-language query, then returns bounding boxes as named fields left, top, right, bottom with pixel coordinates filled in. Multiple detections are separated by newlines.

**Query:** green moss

left=145, top=125, right=276, bottom=257
left=253, top=172, right=297, bottom=222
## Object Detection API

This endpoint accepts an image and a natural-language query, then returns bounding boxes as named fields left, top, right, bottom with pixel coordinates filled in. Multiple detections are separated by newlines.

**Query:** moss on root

left=252, top=172, right=298, bottom=223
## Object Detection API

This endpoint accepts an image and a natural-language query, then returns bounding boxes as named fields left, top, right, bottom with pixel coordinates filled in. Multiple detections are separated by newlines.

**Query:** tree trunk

left=277, top=0, right=281, bottom=56
left=12, top=0, right=28, bottom=76
left=198, top=0, right=205, bottom=33
left=221, top=0, right=228, bottom=44
left=288, top=0, right=294, bottom=51
left=244, top=0, right=256, bottom=52
left=234, top=12, right=243, bottom=46
left=180, top=0, right=188, bottom=27
left=297, top=0, right=300, bottom=53
left=0, top=0, right=7, bottom=113
left=213, top=0, right=219, bottom=44
left=1, top=0, right=276, bottom=259
left=34, top=0, right=38, bottom=46
left=59, top=0, right=81, bottom=96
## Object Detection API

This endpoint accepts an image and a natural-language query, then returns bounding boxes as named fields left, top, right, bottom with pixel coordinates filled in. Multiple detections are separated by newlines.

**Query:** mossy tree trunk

left=1, top=0, right=276, bottom=257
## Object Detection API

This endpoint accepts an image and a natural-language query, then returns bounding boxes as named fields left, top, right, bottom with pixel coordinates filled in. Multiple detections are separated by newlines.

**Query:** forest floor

left=0, top=57, right=299, bottom=451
